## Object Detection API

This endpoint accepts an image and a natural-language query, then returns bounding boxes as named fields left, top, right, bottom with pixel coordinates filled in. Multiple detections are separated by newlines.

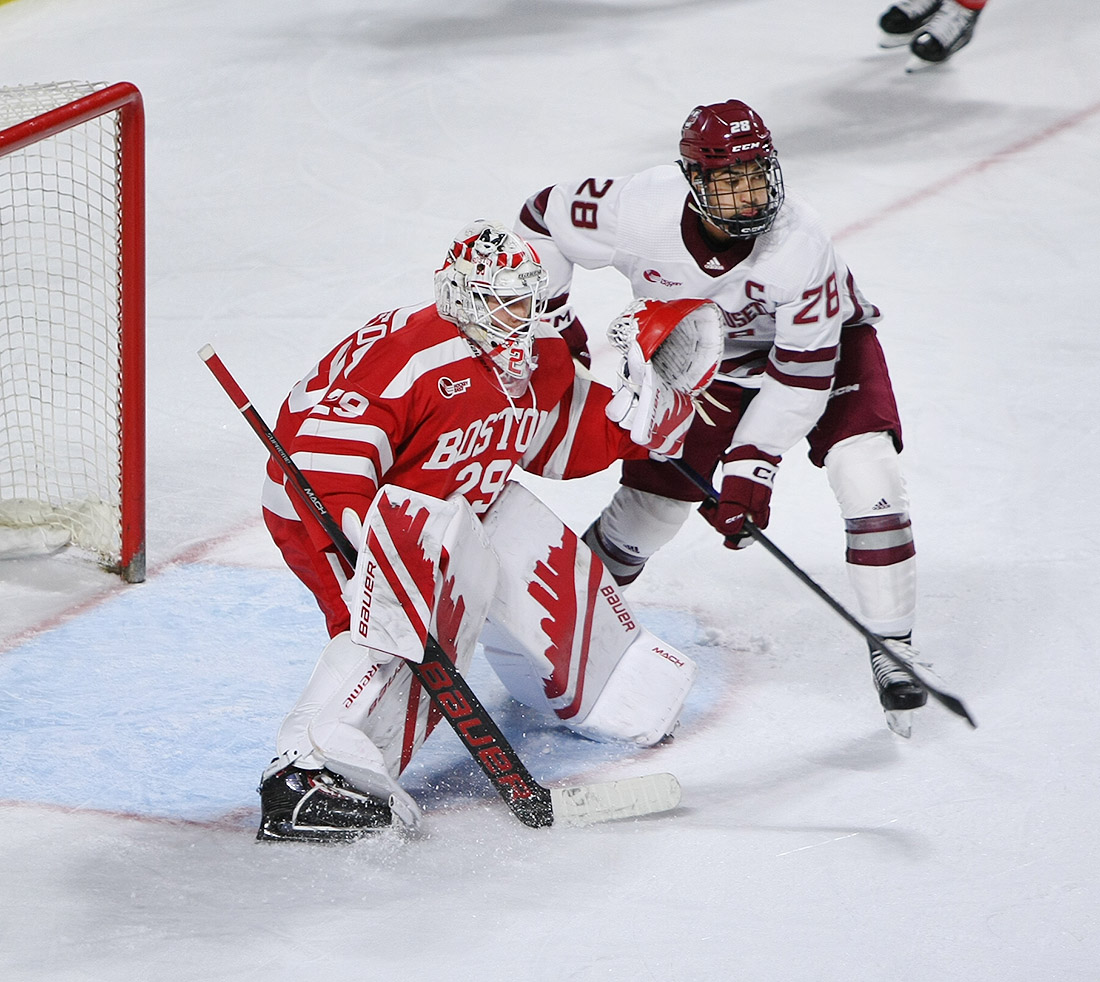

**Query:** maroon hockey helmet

left=678, top=100, right=785, bottom=238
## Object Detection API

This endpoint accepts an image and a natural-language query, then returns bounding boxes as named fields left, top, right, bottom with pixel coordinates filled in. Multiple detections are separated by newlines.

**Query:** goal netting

left=0, top=81, right=145, bottom=581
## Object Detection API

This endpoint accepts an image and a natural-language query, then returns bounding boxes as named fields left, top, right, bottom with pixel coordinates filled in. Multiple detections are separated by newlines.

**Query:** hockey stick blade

left=550, top=773, right=682, bottom=827
left=672, top=459, right=977, bottom=729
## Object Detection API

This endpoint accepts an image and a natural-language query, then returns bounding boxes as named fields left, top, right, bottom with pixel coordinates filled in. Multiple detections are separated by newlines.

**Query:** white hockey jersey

left=518, top=164, right=882, bottom=457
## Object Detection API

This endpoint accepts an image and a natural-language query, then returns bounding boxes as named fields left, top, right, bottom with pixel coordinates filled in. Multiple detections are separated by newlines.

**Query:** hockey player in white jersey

left=516, top=100, right=925, bottom=730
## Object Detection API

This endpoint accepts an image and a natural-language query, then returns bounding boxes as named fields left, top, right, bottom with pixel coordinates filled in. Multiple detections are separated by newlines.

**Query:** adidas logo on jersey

left=872, top=498, right=892, bottom=511
left=704, top=257, right=725, bottom=271
left=438, top=376, right=472, bottom=399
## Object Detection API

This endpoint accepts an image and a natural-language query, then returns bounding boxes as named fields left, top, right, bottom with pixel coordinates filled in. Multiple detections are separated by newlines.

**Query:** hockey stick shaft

left=198, top=344, right=557, bottom=827
left=673, top=459, right=976, bottom=728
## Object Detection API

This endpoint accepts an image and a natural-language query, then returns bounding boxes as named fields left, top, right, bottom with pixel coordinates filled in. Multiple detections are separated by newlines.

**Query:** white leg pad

left=346, top=485, right=499, bottom=664
left=568, top=627, right=697, bottom=746
left=274, top=487, right=499, bottom=822
left=481, top=482, right=696, bottom=745
left=844, top=559, right=916, bottom=637
left=275, top=632, right=411, bottom=776
left=824, top=431, right=910, bottom=519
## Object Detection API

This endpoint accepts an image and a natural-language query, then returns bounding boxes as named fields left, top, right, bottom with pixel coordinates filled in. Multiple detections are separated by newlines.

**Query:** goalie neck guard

left=434, top=220, right=549, bottom=397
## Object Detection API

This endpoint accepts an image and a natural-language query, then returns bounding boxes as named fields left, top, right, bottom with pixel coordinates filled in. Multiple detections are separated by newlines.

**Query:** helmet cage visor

left=462, top=269, right=547, bottom=349
left=680, top=154, right=785, bottom=238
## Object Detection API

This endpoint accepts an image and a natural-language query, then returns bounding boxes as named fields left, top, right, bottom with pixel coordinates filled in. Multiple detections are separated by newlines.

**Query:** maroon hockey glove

left=700, top=445, right=781, bottom=550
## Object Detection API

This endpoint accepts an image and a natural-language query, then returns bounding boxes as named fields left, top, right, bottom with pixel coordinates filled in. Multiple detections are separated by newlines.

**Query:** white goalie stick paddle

left=673, top=459, right=977, bottom=730
left=199, top=344, right=682, bottom=828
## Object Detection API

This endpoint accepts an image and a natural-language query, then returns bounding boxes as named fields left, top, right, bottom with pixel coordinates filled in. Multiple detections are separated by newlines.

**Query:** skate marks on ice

left=0, top=563, right=731, bottom=828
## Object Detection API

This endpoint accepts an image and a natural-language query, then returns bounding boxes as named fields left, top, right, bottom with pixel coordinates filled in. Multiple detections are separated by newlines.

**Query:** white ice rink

left=1, top=1, right=1098, bottom=979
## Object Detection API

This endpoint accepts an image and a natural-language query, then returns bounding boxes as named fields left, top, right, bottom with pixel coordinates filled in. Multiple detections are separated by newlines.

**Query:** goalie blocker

left=261, top=482, right=696, bottom=841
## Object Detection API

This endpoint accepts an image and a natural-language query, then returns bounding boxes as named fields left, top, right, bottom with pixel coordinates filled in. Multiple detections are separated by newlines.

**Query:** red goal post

left=0, top=81, right=145, bottom=582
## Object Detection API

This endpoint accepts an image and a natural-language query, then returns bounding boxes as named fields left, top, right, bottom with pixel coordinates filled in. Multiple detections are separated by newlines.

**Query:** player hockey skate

left=907, top=0, right=981, bottom=69
left=257, top=762, right=393, bottom=842
left=878, top=0, right=942, bottom=48
left=870, top=636, right=928, bottom=738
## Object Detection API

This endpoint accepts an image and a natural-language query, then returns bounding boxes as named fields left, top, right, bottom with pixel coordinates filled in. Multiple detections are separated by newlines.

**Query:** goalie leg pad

left=274, top=631, right=422, bottom=826
left=345, top=486, right=499, bottom=664
left=825, top=431, right=916, bottom=637
left=481, top=482, right=696, bottom=745
left=272, top=490, right=500, bottom=827
left=569, top=627, right=697, bottom=746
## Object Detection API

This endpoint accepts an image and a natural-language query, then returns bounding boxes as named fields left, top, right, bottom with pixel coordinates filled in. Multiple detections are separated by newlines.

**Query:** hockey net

left=0, top=81, right=145, bottom=582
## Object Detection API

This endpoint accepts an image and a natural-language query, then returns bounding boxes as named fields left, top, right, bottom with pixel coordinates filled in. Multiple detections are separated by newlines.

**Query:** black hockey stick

left=672, top=459, right=976, bottom=728
left=200, top=344, right=681, bottom=827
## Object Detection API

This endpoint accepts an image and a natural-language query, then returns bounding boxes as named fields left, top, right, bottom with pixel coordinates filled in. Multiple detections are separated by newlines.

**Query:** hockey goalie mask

left=435, top=221, right=549, bottom=397
left=679, top=100, right=785, bottom=239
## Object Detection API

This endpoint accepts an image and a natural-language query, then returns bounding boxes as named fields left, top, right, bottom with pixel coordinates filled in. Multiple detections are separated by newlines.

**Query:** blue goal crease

left=0, top=563, right=719, bottom=822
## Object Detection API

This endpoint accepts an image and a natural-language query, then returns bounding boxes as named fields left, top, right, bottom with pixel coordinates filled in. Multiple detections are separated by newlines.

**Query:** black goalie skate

left=257, top=763, right=393, bottom=842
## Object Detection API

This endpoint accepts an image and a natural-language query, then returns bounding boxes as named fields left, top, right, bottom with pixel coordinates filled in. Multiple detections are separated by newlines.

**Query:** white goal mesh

left=0, top=81, right=144, bottom=580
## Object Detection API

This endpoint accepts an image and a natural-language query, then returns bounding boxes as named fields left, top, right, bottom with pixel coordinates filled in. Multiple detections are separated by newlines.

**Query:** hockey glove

left=699, top=445, right=781, bottom=549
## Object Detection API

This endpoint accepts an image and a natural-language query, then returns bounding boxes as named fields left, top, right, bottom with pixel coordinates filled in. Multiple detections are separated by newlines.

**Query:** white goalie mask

left=434, top=220, right=549, bottom=397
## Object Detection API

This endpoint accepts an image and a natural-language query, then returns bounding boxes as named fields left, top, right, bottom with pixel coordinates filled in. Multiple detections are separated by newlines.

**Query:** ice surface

left=1, top=1, right=1098, bottom=979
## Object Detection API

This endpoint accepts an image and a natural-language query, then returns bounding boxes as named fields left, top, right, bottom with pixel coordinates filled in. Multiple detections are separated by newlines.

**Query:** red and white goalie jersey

left=518, top=165, right=882, bottom=457
left=262, top=301, right=646, bottom=635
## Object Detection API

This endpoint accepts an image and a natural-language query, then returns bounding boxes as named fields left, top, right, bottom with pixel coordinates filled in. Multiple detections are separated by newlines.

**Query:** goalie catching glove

left=605, top=298, right=724, bottom=459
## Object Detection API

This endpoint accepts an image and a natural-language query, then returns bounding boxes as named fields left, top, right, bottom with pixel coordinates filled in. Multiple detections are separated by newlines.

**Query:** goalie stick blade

left=549, top=773, right=682, bottom=827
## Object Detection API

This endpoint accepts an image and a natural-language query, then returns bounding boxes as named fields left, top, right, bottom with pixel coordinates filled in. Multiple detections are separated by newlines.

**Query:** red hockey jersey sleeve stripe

left=297, top=418, right=395, bottom=474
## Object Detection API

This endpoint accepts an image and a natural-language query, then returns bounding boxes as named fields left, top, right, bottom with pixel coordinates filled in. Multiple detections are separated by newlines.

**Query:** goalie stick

left=673, top=459, right=977, bottom=730
left=198, top=344, right=682, bottom=828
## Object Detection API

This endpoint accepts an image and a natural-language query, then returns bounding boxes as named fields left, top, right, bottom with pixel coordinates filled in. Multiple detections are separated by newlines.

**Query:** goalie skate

left=257, top=762, right=393, bottom=842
